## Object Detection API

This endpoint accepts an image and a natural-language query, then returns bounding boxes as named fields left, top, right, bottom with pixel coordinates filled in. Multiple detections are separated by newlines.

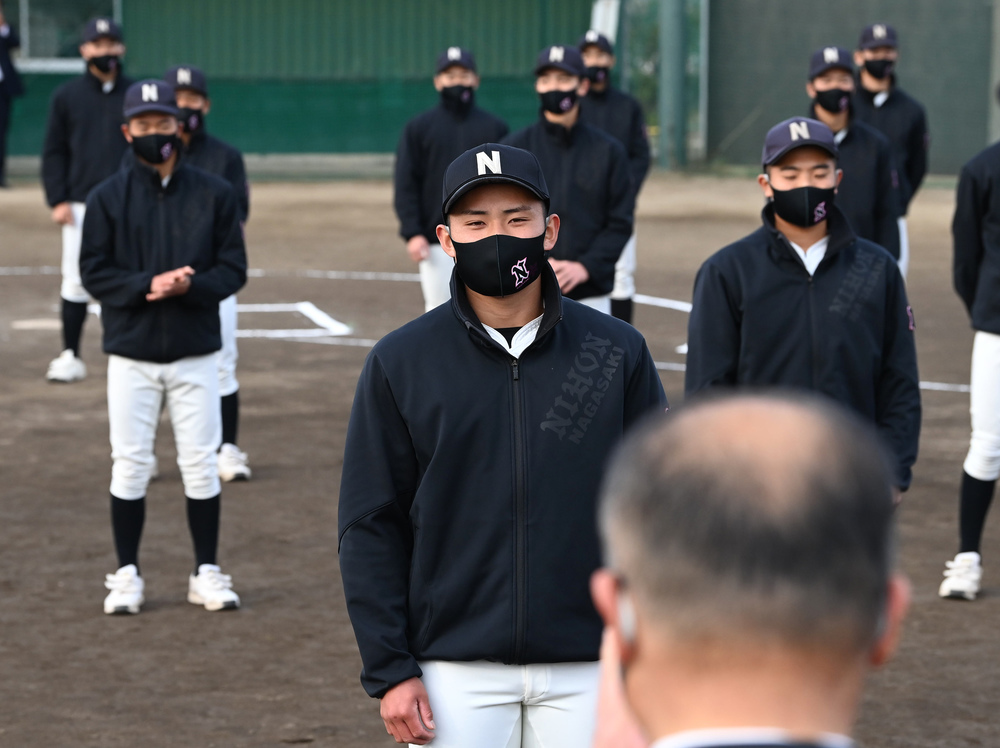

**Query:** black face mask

left=90, top=55, right=120, bottom=74
left=814, top=87, right=852, bottom=114
left=864, top=59, right=894, bottom=80
left=441, top=85, right=475, bottom=111
left=131, top=133, right=180, bottom=165
left=540, top=88, right=579, bottom=115
left=177, top=107, right=204, bottom=135
left=585, top=66, right=610, bottom=85
left=451, top=228, right=547, bottom=298
left=769, top=185, right=836, bottom=227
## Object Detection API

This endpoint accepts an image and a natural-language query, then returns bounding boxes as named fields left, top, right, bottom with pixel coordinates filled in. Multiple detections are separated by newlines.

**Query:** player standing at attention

left=80, top=80, right=247, bottom=615
left=685, top=118, right=920, bottom=495
left=504, top=45, right=634, bottom=314
left=394, top=47, right=508, bottom=313
left=805, top=45, right=901, bottom=261
left=41, top=17, right=133, bottom=382
left=578, top=30, right=651, bottom=324
left=854, top=23, right=930, bottom=279
left=940, top=136, right=1000, bottom=601
left=165, top=64, right=251, bottom=482
left=339, top=143, right=666, bottom=746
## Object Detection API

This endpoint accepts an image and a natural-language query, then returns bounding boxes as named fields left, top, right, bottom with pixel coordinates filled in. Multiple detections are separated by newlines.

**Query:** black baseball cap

left=165, top=65, right=208, bottom=96
left=534, top=45, right=585, bottom=77
left=578, top=30, right=614, bottom=55
left=809, top=46, right=853, bottom=79
left=442, top=143, right=550, bottom=215
left=859, top=23, right=898, bottom=50
left=436, top=47, right=477, bottom=74
left=82, top=17, right=123, bottom=43
left=761, top=118, right=837, bottom=168
left=123, top=79, right=179, bottom=119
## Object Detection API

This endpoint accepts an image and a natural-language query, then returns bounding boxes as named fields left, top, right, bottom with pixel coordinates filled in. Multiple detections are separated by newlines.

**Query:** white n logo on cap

left=823, top=47, right=839, bottom=64
left=141, top=83, right=159, bottom=102
left=586, top=30, right=599, bottom=42
left=476, top=150, right=502, bottom=175
left=789, top=121, right=810, bottom=141
left=873, top=24, right=887, bottom=39
left=96, top=19, right=110, bottom=33
left=549, top=46, right=564, bottom=63
left=448, top=47, right=462, bottom=61
left=176, top=68, right=192, bottom=85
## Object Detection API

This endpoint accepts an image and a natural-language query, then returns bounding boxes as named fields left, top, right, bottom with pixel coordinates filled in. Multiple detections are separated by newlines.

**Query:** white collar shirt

left=789, top=235, right=830, bottom=276
left=483, top=312, right=544, bottom=359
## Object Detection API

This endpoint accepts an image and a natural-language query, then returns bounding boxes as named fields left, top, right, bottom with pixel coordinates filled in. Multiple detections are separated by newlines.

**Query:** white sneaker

left=939, top=552, right=983, bottom=600
left=46, top=349, right=86, bottom=382
left=218, top=443, right=251, bottom=482
left=188, top=564, right=240, bottom=611
left=104, top=564, right=144, bottom=614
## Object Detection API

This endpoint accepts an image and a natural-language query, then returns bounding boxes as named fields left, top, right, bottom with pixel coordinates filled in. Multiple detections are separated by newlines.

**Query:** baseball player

left=0, top=1, right=24, bottom=188
left=940, top=136, right=1000, bottom=600
left=339, top=143, right=666, bottom=746
left=805, top=45, right=901, bottom=261
left=578, top=30, right=651, bottom=324
left=80, top=80, right=247, bottom=615
left=854, top=23, right=930, bottom=279
left=41, top=17, right=133, bottom=382
left=503, top=45, right=634, bottom=314
left=394, top=47, right=509, bottom=313
left=165, top=64, right=251, bottom=481
left=685, top=117, right=921, bottom=493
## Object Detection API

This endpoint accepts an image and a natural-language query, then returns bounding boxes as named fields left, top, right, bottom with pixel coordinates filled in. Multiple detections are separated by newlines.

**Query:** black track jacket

left=79, top=159, right=247, bottom=363
left=394, top=98, right=509, bottom=244
left=579, top=87, right=651, bottom=199
left=953, top=140, right=1000, bottom=334
left=41, top=70, right=133, bottom=206
left=854, top=81, right=929, bottom=214
left=338, top=264, right=667, bottom=698
left=686, top=204, right=920, bottom=489
left=503, top=118, right=634, bottom=300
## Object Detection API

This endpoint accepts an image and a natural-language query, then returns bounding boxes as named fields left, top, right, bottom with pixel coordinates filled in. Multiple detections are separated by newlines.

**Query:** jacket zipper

left=511, top=358, right=528, bottom=661
left=158, top=189, right=168, bottom=361
left=807, top=275, right=820, bottom=390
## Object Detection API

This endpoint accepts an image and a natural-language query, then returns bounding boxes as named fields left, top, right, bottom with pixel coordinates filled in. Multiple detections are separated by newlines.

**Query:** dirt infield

left=0, top=175, right=996, bottom=746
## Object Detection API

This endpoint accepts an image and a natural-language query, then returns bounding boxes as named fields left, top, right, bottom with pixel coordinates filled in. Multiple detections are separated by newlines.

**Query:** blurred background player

left=0, top=0, right=24, bottom=188
left=393, top=47, right=508, bottom=313
left=80, top=79, right=246, bottom=615
left=41, top=17, right=133, bottom=382
left=805, top=45, right=901, bottom=261
left=941, top=132, right=1000, bottom=601
left=165, top=64, right=252, bottom=481
left=577, top=30, right=650, bottom=324
left=854, top=23, right=930, bottom=279
left=504, top=45, right=633, bottom=314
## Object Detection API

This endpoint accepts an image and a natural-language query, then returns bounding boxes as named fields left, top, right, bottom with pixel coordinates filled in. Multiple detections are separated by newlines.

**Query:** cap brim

left=859, top=39, right=897, bottom=50
left=124, top=104, right=180, bottom=119
left=534, top=62, right=583, bottom=77
left=810, top=62, right=852, bottom=79
left=763, top=140, right=837, bottom=167
left=443, top=175, right=549, bottom=215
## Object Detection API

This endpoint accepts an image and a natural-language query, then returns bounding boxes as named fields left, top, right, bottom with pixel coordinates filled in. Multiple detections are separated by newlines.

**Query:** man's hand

left=380, top=677, right=436, bottom=745
left=147, top=266, right=195, bottom=301
left=51, top=202, right=74, bottom=226
left=592, top=629, right=648, bottom=748
left=406, top=235, right=430, bottom=263
left=548, top=258, right=590, bottom=294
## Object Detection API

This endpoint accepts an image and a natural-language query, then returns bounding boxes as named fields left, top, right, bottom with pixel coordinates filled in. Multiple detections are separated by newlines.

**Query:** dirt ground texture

left=0, top=174, right=996, bottom=747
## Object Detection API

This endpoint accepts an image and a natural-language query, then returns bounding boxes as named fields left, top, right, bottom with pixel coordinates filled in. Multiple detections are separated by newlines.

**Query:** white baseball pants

left=419, top=243, right=454, bottom=313
left=611, top=231, right=638, bottom=300
left=411, top=660, right=600, bottom=748
left=217, top=294, right=239, bottom=396
left=897, top=217, right=909, bottom=280
left=965, top=331, right=1000, bottom=481
left=108, top=353, right=221, bottom=500
left=61, top=201, right=89, bottom=303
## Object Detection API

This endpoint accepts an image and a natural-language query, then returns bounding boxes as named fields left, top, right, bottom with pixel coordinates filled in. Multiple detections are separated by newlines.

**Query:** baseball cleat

left=939, top=552, right=982, bottom=601
left=104, top=564, right=144, bottom=615
left=46, top=349, right=87, bottom=383
left=188, top=564, right=240, bottom=611
left=218, top=443, right=251, bottom=482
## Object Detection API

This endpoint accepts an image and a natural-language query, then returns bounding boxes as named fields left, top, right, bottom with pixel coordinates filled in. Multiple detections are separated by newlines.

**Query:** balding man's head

left=598, top=392, right=897, bottom=656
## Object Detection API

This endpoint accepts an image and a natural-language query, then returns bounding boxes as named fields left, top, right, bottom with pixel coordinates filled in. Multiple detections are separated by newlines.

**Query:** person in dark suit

left=0, top=0, right=24, bottom=187
left=589, top=393, right=911, bottom=748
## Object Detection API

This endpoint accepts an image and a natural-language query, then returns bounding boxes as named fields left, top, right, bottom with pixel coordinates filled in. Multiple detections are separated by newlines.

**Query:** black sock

left=610, top=298, right=634, bottom=325
left=959, top=471, right=995, bottom=555
left=61, top=299, right=88, bottom=356
left=110, top=495, right=145, bottom=572
left=187, top=494, right=220, bottom=572
left=221, top=391, right=239, bottom=446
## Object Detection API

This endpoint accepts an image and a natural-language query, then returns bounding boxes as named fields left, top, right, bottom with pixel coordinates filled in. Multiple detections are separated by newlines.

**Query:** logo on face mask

left=160, top=141, right=174, bottom=160
left=511, top=257, right=531, bottom=288
left=813, top=201, right=827, bottom=223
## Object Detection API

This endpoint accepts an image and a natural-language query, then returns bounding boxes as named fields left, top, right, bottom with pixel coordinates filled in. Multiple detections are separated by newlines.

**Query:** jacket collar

left=85, top=68, right=120, bottom=91
left=761, top=202, right=856, bottom=268
left=540, top=114, right=578, bottom=146
left=129, top=155, right=185, bottom=194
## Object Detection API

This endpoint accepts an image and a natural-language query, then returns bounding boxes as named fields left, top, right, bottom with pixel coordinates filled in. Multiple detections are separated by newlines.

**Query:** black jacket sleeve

left=627, top=100, right=651, bottom=195
left=577, top=143, right=635, bottom=289
left=905, top=108, right=929, bottom=208
left=79, top=187, right=154, bottom=308
left=338, top=352, right=423, bottom=698
left=875, top=265, right=921, bottom=490
left=393, top=121, right=426, bottom=242
left=874, top=144, right=901, bottom=260
left=41, top=88, right=71, bottom=207
left=952, top=165, right=986, bottom=315
left=224, top=150, right=250, bottom=223
left=624, top=339, right=669, bottom=424
left=684, top=259, right=741, bottom=394
left=181, top=184, right=247, bottom=307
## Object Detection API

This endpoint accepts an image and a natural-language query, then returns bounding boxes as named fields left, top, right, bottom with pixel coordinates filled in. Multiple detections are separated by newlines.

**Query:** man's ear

left=835, top=168, right=844, bottom=191
left=432, top=75, right=444, bottom=93
left=471, top=74, right=481, bottom=90
left=202, top=98, right=212, bottom=116
left=543, top=213, right=560, bottom=251
left=591, top=569, right=637, bottom=664
left=805, top=81, right=816, bottom=99
left=853, top=50, right=865, bottom=67
left=436, top=224, right=456, bottom=258
left=578, top=77, right=591, bottom=97
left=869, top=573, right=911, bottom=668
left=757, top=172, right=773, bottom=199
left=121, top=123, right=132, bottom=143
